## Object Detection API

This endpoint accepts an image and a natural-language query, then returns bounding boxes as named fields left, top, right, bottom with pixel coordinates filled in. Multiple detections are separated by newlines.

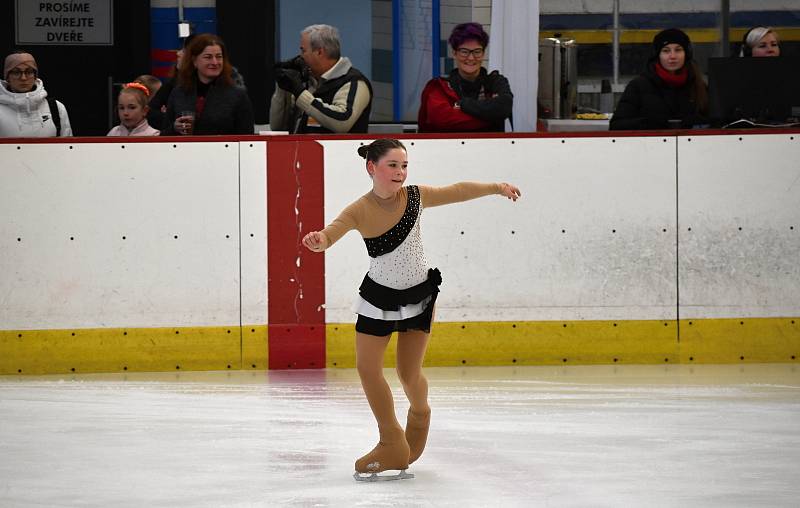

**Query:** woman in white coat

left=0, top=52, right=72, bottom=137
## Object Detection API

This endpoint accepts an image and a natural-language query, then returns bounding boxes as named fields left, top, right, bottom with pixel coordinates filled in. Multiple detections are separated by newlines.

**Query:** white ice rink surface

left=1, top=364, right=799, bottom=508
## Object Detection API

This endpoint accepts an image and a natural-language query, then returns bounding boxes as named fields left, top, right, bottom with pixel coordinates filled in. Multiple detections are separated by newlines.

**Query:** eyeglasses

left=8, top=68, right=37, bottom=78
left=456, top=47, right=484, bottom=58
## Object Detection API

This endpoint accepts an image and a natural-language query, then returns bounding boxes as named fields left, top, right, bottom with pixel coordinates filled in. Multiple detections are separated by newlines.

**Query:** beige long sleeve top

left=320, top=182, right=502, bottom=249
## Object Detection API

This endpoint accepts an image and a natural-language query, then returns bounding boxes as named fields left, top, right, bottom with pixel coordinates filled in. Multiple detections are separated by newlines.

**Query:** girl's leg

left=356, top=332, right=400, bottom=428
left=396, top=329, right=432, bottom=464
left=395, top=329, right=431, bottom=413
left=354, top=332, right=410, bottom=473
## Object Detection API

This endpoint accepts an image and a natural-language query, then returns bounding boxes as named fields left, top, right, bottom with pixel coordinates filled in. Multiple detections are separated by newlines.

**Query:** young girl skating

left=302, top=138, right=521, bottom=481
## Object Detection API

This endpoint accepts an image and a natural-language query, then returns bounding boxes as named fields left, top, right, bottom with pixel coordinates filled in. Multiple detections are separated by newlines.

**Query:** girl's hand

left=499, top=183, right=522, bottom=202
left=302, top=231, right=327, bottom=252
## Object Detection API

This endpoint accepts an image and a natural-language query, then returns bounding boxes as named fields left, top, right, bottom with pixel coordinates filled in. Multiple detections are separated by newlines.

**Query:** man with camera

left=270, top=24, right=373, bottom=134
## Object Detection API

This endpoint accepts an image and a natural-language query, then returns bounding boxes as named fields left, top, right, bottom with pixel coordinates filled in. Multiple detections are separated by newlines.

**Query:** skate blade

left=353, top=470, right=414, bottom=482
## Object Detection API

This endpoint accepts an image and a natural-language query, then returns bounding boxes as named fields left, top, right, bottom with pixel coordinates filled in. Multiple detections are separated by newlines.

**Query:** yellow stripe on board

left=0, top=325, right=268, bottom=375
left=243, top=325, right=269, bottom=370
left=540, top=27, right=800, bottom=45
left=327, top=318, right=799, bottom=368
left=678, top=318, right=799, bottom=364
left=3, top=319, right=796, bottom=375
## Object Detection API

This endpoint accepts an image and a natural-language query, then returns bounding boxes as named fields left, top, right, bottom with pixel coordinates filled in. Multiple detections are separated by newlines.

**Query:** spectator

left=146, top=35, right=252, bottom=129
left=739, top=27, right=780, bottom=57
left=610, top=28, right=708, bottom=130
left=147, top=34, right=196, bottom=130
left=107, top=82, right=159, bottom=136
left=134, top=74, right=162, bottom=97
left=0, top=51, right=72, bottom=137
left=418, top=22, right=513, bottom=133
left=163, top=33, right=254, bottom=135
left=270, top=24, right=373, bottom=134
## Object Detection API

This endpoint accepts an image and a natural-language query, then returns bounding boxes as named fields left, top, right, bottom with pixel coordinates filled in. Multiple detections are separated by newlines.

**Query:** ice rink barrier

left=1, top=131, right=798, bottom=374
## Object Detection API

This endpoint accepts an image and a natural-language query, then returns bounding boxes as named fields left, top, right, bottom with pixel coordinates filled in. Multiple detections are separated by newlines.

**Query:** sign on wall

left=15, top=0, right=113, bottom=45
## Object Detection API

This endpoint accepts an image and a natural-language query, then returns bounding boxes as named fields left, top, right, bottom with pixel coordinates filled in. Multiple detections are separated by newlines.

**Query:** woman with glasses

left=418, top=22, right=513, bottom=132
left=0, top=51, right=72, bottom=137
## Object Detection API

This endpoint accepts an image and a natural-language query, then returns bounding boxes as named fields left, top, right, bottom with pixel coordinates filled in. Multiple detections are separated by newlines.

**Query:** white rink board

left=678, top=134, right=800, bottom=318
left=0, top=142, right=243, bottom=329
left=239, top=141, right=268, bottom=326
left=4, top=134, right=796, bottom=334
left=321, top=136, right=678, bottom=323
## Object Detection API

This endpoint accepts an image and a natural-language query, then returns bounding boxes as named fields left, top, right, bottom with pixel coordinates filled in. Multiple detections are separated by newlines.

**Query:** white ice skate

left=353, top=467, right=415, bottom=482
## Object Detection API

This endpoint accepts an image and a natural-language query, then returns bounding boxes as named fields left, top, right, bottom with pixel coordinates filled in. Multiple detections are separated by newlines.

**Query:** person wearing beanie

left=0, top=51, right=72, bottom=137
left=610, top=28, right=708, bottom=130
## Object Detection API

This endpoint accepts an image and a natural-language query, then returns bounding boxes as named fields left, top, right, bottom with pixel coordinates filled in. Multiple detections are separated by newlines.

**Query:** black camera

left=274, top=55, right=310, bottom=81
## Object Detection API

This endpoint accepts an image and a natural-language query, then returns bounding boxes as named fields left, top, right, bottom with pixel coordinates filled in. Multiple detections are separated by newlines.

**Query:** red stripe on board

left=151, top=48, right=177, bottom=63
left=151, top=67, right=173, bottom=79
left=267, top=140, right=326, bottom=369
left=267, top=325, right=325, bottom=369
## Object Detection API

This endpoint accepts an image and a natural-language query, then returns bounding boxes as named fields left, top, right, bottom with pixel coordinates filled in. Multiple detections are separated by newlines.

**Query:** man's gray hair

left=302, top=24, right=341, bottom=60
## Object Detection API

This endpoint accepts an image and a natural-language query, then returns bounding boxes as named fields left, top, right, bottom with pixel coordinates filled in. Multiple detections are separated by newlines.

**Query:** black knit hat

left=652, top=28, right=693, bottom=61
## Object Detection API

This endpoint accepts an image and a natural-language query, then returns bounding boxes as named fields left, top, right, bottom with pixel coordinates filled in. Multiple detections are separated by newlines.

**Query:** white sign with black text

left=15, top=0, right=113, bottom=45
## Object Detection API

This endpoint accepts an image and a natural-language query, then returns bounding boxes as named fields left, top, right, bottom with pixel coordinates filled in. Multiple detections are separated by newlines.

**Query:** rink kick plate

left=0, top=325, right=269, bottom=375
left=2, top=316, right=796, bottom=375
left=325, top=318, right=799, bottom=368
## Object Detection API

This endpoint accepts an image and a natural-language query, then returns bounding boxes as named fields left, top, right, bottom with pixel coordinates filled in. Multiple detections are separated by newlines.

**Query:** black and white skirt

left=354, top=268, right=442, bottom=336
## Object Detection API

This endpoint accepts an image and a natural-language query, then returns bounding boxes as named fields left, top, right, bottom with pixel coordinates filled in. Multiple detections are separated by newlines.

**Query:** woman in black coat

left=163, top=33, right=253, bottom=135
left=610, top=28, right=708, bottom=130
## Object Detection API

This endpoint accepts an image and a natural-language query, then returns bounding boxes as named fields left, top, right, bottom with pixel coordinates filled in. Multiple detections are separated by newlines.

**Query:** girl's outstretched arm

left=302, top=231, right=329, bottom=252
left=302, top=198, right=362, bottom=253
left=420, top=182, right=522, bottom=207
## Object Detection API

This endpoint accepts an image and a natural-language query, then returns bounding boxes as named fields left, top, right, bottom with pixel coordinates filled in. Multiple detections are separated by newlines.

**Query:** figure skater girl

left=107, top=82, right=159, bottom=136
left=302, top=138, right=521, bottom=481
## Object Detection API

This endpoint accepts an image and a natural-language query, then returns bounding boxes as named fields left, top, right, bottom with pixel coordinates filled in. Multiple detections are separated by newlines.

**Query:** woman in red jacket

left=418, top=22, right=513, bottom=132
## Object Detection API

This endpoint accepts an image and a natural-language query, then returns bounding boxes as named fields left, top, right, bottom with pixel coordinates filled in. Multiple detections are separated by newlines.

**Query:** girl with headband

left=107, top=82, right=160, bottom=136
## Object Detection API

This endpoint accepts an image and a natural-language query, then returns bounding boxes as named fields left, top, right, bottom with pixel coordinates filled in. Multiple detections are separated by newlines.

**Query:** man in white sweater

left=270, top=24, right=372, bottom=134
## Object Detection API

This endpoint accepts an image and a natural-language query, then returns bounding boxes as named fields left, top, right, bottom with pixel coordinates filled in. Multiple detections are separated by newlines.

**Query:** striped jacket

left=270, top=57, right=373, bottom=134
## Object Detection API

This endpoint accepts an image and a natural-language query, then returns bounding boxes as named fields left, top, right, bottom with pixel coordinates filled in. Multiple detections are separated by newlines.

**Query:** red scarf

left=655, top=62, right=688, bottom=87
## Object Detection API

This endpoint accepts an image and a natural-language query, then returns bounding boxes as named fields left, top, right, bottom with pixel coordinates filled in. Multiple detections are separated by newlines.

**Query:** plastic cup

left=179, top=110, right=195, bottom=134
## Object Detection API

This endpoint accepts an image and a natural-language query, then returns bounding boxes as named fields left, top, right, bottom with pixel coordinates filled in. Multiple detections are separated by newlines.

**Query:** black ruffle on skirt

left=355, top=294, right=438, bottom=336
left=358, top=268, right=442, bottom=311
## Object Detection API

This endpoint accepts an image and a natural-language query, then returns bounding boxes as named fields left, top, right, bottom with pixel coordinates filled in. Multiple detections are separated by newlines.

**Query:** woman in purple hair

left=418, top=22, right=513, bottom=132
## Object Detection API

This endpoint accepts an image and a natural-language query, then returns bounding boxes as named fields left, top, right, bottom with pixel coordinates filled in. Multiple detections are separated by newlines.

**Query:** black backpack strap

left=46, top=97, right=61, bottom=136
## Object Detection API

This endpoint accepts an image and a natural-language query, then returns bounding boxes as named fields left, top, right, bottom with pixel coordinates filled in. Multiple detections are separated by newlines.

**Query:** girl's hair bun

left=356, top=138, right=406, bottom=162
